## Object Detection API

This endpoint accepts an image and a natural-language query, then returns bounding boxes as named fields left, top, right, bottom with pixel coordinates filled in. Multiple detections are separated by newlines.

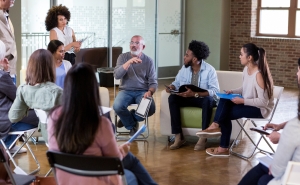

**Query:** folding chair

left=0, top=147, right=36, bottom=185
left=229, top=86, right=284, bottom=160
left=46, top=150, right=127, bottom=185
left=114, top=78, right=150, bottom=141
left=34, top=109, right=52, bottom=177
left=0, top=126, right=40, bottom=175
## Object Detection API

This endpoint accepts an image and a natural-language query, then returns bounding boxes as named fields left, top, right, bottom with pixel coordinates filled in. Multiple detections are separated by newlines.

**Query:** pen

left=223, top=90, right=226, bottom=93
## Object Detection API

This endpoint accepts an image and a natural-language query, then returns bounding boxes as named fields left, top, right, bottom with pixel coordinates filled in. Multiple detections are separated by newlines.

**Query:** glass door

left=157, top=0, right=184, bottom=78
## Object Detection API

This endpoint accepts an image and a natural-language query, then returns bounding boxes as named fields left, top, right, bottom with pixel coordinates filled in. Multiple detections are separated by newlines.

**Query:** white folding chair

left=229, top=86, right=284, bottom=160
left=0, top=127, right=40, bottom=175
left=281, top=161, right=300, bottom=185
left=34, top=109, right=52, bottom=177
left=114, top=78, right=150, bottom=141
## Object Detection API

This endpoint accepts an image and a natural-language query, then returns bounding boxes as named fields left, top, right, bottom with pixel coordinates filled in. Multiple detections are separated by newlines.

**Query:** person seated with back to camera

left=113, top=35, right=157, bottom=136
left=48, top=63, right=157, bottom=185
left=238, top=59, right=300, bottom=185
left=47, top=40, right=72, bottom=89
left=0, top=40, right=39, bottom=154
left=8, top=49, right=63, bottom=143
left=197, top=43, right=274, bottom=157
left=165, top=40, right=219, bottom=150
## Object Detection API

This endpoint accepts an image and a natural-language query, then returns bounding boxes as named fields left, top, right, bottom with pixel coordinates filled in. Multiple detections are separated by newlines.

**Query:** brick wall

left=229, top=0, right=300, bottom=88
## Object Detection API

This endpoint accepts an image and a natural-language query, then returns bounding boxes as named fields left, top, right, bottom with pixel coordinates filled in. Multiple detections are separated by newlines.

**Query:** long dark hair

left=51, top=63, right=102, bottom=154
left=242, top=43, right=273, bottom=99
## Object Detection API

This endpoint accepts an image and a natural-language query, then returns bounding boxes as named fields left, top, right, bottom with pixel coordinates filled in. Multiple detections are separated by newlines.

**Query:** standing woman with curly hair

left=197, top=43, right=274, bottom=157
left=45, top=4, right=81, bottom=65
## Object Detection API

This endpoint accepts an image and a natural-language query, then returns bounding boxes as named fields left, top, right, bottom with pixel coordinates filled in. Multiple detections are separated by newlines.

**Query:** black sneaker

left=129, top=122, right=139, bottom=136
left=117, top=119, right=124, bottom=128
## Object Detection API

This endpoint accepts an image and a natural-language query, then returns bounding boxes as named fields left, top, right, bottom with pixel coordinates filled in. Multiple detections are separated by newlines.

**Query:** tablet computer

left=135, top=97, right=152, bottom=118
left=250, top=126, right=273, bottom=135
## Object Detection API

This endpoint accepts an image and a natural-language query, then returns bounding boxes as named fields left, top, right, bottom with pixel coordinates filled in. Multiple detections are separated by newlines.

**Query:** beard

left=131, top=50, right=141, bottom=56
left=184, top=60, right=192, bottom=68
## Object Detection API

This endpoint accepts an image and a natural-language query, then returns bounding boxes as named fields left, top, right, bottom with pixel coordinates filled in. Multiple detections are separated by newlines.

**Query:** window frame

left=257, top=0, right=300, bottom=38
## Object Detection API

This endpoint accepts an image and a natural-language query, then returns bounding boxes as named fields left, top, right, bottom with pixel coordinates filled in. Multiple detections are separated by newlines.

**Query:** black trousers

left=64, top=53, right=76, bottom=65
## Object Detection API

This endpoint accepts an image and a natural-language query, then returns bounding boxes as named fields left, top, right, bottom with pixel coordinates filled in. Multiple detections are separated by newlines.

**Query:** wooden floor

left=13, top=79, right=298, bottom=185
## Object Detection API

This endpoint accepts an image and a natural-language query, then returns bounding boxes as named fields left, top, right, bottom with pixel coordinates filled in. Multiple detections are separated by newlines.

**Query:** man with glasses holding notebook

left=113, top=35, right=157, bottom=136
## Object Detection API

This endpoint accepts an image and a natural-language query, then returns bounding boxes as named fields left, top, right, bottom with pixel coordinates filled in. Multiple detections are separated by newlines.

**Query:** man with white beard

left=113, top=35, right=157, bottom=136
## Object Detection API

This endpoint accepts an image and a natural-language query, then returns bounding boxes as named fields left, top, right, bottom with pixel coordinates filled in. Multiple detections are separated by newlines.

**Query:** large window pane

left=296, top=11, right=300, bottom=36
left=261, top=0, right=290, bottom=7
left=260, top=10, right=288, bottom=34
left=298, top=0, right=300, bottom=8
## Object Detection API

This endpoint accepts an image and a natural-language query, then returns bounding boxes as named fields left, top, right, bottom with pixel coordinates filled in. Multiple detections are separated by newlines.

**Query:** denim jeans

left=168, top=94, right=216, bottom=134
left=124, top=169, right=138, bottom=185
left=214, top=98, right=263, bottom=148
left=123, top=152, right=157, bottom=185
left=11, top=76, right=16, bottom=85
left=113, top=90, right=156, bottom=130
left=3, top=122, right=37, bottom=149
left=238, top=163, right=274, bottom=185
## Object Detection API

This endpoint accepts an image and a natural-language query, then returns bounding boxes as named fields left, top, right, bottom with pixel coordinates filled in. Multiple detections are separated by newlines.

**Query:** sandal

left=206, top=147, right=230, bottom=157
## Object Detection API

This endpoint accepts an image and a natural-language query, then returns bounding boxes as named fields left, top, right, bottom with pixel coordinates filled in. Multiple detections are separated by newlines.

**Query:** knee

left=203, top=96, right=214, bottom=106
left=124, top=169, right=138, bottom=185
left=168, top=94, right=177, bottom=104
left=113, top=102, right=126, bottom=113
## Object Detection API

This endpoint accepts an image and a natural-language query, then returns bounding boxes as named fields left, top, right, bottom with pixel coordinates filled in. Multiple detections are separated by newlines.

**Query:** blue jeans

left=124, top=169, right=138, bottom=185
left=238, top=163, right=274, bottom=185
left=113, top=90, right=156, bottom=130
left=3, top=122, right=37, bottom=149
left=123, top=152, right=157, bottom=185
left=214, top=98, right=263, bottom=148
left=11, top=76, right=16, bottom=85
left=168, top=95, right=216, bottom=134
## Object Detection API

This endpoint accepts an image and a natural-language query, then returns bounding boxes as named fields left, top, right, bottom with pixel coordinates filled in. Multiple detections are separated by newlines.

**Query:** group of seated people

left=0, top=31, right=299, bottom=184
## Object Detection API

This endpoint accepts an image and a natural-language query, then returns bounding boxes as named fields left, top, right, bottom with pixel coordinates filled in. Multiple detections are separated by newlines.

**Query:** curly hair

left=45, top=4, right=71, bottom=31
left=188, top=40, right=210, bottom=60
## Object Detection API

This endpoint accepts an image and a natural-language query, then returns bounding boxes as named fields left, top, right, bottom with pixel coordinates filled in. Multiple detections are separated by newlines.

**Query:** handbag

left=30, top=176, right=56, bottom=185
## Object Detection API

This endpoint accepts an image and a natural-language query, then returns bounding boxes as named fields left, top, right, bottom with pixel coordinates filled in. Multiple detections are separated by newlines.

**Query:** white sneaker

left=9, top=146, right=27, bottom=154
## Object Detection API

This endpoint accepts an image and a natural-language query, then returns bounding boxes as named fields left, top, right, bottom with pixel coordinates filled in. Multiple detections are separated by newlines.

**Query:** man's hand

left=177, top=87, right=194, bottom=98
left=123, top=57, right=142, bottom=70
left=231, top=97, right=244, bottom=104
left=267, top=131, right=281, bottom=144
left=119, top=143, right=130, bottom=158
left=0, top=58, right=9, bottom=71
left=143, top=91, right=152, bottom=98
left=165, top=85, right=175, bottom=93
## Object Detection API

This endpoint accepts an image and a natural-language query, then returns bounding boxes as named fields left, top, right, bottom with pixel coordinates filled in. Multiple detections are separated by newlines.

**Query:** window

left=257, top=0, right=300, bottom=38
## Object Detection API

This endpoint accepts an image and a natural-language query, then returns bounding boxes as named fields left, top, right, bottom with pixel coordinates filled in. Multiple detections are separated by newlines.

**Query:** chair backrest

left=34, top=109, right=48, bottom=124
left=46, top=150, right=127, bottom=184
left=281, top=161, right=300, bottom=185
left=0, top=148, right=16, bottom=185
left=99, top=87, right=110, bottom=107
left=267, top=86, right=284, bottom=121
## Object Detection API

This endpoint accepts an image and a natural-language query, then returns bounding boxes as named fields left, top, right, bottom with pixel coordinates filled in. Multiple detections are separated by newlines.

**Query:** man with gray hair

left=0, top=40, right=38, bottom=153
left=0, top=0, right=17, bottom=84
left=113, top=35, right=157, bottom=136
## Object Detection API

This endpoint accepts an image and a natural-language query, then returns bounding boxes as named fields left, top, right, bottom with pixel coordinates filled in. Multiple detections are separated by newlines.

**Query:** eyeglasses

left=129, top=41, right=142, bottom=46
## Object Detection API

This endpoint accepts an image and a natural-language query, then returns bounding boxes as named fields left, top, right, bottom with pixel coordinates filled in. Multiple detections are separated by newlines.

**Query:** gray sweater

left=114, top=52, right=157, bottom=91
left=0, top=70, right=38, bottom=138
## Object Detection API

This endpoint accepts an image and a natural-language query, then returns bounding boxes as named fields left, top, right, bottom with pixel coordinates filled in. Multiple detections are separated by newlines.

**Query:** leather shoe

left=129, top=122, right=139, bottom=137
left=196, top=128, right=221, bottom=138
left=170, top=140, right=186, bottom=150
left=194, top=138, right=207, bottom=151
left=117, top=119, right=124, bottom=128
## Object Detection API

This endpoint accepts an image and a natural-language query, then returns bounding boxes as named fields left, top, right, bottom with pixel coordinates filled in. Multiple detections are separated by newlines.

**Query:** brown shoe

left=170, top=134, right=186, bottom=150
left=196, top=128, right=221, bottom=138
left=206, top=147, right=230, bottom=157
left=194, top=138, right=207, bottom=151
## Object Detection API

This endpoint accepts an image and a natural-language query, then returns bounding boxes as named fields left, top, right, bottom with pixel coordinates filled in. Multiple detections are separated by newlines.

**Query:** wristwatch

left=194, top=93, right=199, bottom=98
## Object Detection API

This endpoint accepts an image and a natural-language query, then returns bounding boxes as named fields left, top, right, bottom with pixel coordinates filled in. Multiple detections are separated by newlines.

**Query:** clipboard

left=216, top=93, right=243, bottom=99
left=135, top=97, right=152, bottom=118
left=126, top=124, right=147, bottom=143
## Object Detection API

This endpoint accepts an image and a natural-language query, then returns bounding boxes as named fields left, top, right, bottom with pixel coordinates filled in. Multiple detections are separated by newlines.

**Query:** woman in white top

left=45, top=4, right=81, bottom=65
left=47, top=40, right=72, bottom=89
left=197, top=43, right=274, bottom=156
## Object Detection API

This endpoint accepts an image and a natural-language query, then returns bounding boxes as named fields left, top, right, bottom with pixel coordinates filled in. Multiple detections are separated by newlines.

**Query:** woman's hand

left=72, top=41, right=81, bottom=48
left=119, top=143, right=130, bottom=157
left=267, top=131, right=281, bottom=144
left=165, top=85, right=175, bottom=93
left=0, top=58, right=9, bottom=71
left=223, top=90, right=233, bottom=94
left=231, top=97, right=244, bottom=104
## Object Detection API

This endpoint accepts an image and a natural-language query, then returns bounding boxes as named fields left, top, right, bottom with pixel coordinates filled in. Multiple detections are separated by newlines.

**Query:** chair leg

left=45, top=168, right=52, bottom=177
left=230, top=119, right=275, bottom=160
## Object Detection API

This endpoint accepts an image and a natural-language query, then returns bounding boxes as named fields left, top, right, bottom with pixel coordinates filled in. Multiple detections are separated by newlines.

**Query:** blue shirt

left=171, top=60, right=220, bottom=97
left=55, top=63, right=66, bottom=89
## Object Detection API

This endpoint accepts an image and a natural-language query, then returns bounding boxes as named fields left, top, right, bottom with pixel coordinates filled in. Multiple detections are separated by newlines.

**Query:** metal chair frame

left=114, top=78, right=150, bottom=141
left=229, top=86, right=284, bottom=160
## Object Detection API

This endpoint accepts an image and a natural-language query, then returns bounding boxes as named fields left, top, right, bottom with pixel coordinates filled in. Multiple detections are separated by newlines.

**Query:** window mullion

left=288, top=0, right=297, bottom=37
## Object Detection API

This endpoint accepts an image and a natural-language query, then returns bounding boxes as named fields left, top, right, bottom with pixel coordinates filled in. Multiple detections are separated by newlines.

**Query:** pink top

left=48, top=108, right=123, bottom=185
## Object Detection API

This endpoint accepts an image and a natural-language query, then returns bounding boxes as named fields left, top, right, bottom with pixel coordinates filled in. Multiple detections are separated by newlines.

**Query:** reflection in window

left=296, top=11, right=300, bottom=36
left=261, top=0, right=290, bottom=7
